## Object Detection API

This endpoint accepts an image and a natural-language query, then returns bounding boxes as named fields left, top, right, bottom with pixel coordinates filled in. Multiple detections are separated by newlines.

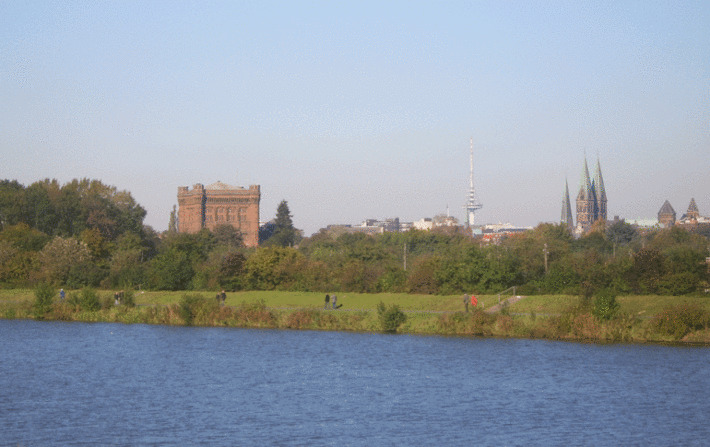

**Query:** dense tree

left=436, top=244, right=489, bottom=294
left=217, top=251, right=247, bottom=291
left=0, top=180, right=26, bottom=230
left=0, top=223, right=50, bottom=252
left=406, top=255, right=442, bottom=294
left=212, top=224, right=244, bottom=249
left=107, top=245, right=146, bottom=289
left=264, top=200, right=299, bottom=247
left=24, top=180, right=59, bottom=235
left=628, top=248, right=666, bottom=294
left=244, top=246, right=305, bottom=290
left=37, top=236, right=92, bottom=285
left=606, top=220, right=638, bottom=247
left=147, top=247, right=194, bottom=290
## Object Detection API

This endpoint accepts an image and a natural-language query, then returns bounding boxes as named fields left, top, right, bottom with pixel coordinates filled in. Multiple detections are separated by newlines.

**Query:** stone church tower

left=561, top=179, right=574, bottom=232
left=569, top=157, right=607, bottom=233
left=177, top=182, right=261, bottom=247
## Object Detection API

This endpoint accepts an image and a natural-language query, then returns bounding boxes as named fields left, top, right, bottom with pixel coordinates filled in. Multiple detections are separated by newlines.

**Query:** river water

left=1, top=319, right=709, bottom=446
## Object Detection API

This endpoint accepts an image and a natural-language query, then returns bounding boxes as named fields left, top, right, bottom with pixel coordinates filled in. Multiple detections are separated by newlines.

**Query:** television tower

left=465, top=137, right=483, bottom=227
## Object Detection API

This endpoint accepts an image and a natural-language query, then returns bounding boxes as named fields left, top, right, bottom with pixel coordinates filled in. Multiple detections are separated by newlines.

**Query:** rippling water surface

left=1, top=319, right=709, bottom=446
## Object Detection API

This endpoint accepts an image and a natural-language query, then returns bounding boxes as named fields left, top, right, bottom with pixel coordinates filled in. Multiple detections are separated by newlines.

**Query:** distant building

left=177, top=181, right=260, bottom=247
left=412, top=218, right=434, bottom=231
left=562, top=157, right=607, bottom=234
left=680, top=198, right=700, bottom=224
left=432, top=214, right=459, bottom=227
left=627, top=218, right=660, bottom=229
left=480, top=222, right=532, bottom=244
left=658, top=200, right=676, bottom=228
left=575, top=157, right=607, bottom=233
left=322, top=215, right=464, bottom=236
left=362, top=218, right=400, bottom=232
left=655, top=198, right=710, bottom=229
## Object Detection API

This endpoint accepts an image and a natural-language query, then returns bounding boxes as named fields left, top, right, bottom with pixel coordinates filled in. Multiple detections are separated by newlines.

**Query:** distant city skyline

left=2, top=2, right=708, bottom=236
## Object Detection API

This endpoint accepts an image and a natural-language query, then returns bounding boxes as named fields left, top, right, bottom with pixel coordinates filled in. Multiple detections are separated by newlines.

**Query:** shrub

left=658, top=272, right=698, bottom=296
left=284, top=309, right=316, bottom=329
left=650, top=303, right=710, bottom=339
left=121, top=289, right=136, bottom=307
left=437, top=310, right=496, bottom=336
left=376, top=301, right=407, bottom=333
left=78, top=288, right=100, bottom=311
left=178, top=294, right=206, bottom=326
left=100, top=294, right=114, bottom=310
left=593, top=289, right=619, bottom=321
left=33, top=282, right=55, bottom=319
left=570, top=312, right=600, bottom=339
left=233, top=299, right=277, bottom=327
left=495, top=314, right=514, bottom=333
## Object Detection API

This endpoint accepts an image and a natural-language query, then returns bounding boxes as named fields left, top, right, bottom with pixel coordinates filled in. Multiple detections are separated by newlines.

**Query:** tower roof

left=594, top=158, right=606, bottom=202
left=578, top=158, right=593, bottom=200
left=659, top=200, right=676, bottom=216
left=206, top=181, right=243, bottom=191
left=561, top=178, right=574, bottom=228
left=688, top=198, right=699, bottom=214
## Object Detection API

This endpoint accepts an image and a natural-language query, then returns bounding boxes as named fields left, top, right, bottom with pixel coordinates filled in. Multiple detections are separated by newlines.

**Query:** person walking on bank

left=332, top=294, right=337, bottom=310
left=463, top=294, right=469, bottom=312
left=324, top=294, right=330, bottom=309
left=220, top=290, right=226, bottom=306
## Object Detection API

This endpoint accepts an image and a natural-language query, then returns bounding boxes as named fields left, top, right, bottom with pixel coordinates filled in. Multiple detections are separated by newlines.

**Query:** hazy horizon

left=3, top=1, right=708, bottom=236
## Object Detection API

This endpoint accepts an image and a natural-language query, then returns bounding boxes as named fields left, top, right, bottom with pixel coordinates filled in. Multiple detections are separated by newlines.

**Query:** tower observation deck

left=465, top=138, right=483, bottom=226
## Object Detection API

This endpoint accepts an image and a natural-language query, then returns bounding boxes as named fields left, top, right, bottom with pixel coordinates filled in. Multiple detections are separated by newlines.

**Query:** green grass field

left=3, top=288, right=709, bottom=316
left=2, top=288, right=709, bottom=343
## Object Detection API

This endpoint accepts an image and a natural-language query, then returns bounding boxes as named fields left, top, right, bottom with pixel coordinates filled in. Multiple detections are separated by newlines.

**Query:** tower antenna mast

left=465, top=137, right=483, bottom=227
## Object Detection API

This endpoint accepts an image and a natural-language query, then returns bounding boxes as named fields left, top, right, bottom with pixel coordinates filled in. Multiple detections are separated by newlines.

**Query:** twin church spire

left=562, top=157, right=607, bottom=233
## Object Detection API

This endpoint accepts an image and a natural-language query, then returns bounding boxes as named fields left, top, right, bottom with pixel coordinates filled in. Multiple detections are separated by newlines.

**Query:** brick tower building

left=177, top=182, right=261, bottom=247
left=658, top=200, right=676, bottom=228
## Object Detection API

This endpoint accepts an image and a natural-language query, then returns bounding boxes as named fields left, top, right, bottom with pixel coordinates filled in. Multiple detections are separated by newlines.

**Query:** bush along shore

left=1, top=287, right=710, bottom=344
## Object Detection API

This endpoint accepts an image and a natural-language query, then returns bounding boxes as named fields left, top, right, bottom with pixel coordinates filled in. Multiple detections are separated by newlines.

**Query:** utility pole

left=403, top=243, right=407, bottom=271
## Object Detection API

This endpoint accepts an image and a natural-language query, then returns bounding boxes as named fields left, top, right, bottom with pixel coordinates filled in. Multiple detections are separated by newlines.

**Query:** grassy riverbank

left=2, top=289, right=709, bottom=344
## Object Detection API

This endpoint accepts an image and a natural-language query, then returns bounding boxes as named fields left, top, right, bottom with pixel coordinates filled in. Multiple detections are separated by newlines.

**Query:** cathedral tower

left=593, top=158, right=607, bottom=222
left=561, top=178, right=574, bottom=232
left=573, top=156, right=607, bottom=233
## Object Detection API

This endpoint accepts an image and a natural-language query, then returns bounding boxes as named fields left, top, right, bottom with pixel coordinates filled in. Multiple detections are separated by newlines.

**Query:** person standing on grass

left=324, top=294, right=330, bottom=309
left=332, top=294, right=337, bottom=309
left=220, top=290, right=226, bottom=306
left=60, top=289, right=65, bottom=301
left=471, top=294, right=478, bottom=308
left=463, top=294, right=469, bottom=312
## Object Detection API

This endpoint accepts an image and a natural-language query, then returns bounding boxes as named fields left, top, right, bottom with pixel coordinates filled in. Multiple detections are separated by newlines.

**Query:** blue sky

left=2, top=1, right=708, bottom=235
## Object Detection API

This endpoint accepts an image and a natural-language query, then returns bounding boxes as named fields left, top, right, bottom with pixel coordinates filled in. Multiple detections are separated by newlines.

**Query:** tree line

left=1, top=178, right=709, bottom=296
